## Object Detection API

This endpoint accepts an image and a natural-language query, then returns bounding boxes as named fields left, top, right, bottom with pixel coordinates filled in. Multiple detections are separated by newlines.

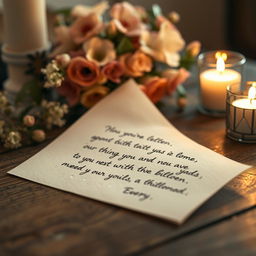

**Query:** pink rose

left=70, top=13, right=103, bottom=44
left=110, top=2, right=145, bottom=36
left=102, top=61, right=124, bottom=83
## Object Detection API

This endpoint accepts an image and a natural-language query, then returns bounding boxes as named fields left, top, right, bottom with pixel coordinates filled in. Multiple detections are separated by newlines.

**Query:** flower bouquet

left=0, top=1, right=200, bottom=149
left=44, top=1, right=200, bottom=107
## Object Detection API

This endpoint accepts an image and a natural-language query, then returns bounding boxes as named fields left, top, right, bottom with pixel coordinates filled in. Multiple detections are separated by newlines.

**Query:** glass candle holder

left=198, top=50, right=246, bottom=116
left=226, top=82, right=256, bottom=143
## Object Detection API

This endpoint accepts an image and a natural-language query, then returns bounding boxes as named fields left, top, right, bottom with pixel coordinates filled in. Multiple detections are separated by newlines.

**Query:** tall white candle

left=3, top=0, right=48, bottom=52
left=200, top=52, right=241, bottom=112
left=2, top=0, right=50, bottom=99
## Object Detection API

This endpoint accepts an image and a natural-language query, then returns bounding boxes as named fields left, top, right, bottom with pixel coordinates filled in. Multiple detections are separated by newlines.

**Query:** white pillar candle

left=200, top=53, right=241, bottom=112
left=3, top=0, right=48, bottom=52
left=2, top=0, right=50, bottom=100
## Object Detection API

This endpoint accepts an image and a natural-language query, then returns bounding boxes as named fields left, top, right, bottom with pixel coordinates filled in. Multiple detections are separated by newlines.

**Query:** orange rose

left=67, top=57, right=100, bottom=87
left=119, top=51, right=152, bottom=77
left=143, top=77, right=168, bottom=103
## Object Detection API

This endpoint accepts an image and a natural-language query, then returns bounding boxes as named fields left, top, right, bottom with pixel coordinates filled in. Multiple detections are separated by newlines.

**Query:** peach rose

left=67, top=57, right=100, bottom=87
left=162, top=68, right=190, bottom=95
left=70, top=13, right=103, bottom=44
left=57, top=79, right=81, bottom=106
left=102, top=61, right=124, bottom=83
left=119, top=51, right=152, bottom=77
left=110, top=2, right=145, bottom=36
left=143, top=77, right=168, bottom=103
left=80, top=85, right=109, bottom=108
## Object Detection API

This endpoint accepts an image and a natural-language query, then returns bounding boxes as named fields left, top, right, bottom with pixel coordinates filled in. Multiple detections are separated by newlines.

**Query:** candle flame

left=248, top=85, right=256, bottom=100
left=215, top=52, right=227, bottom=73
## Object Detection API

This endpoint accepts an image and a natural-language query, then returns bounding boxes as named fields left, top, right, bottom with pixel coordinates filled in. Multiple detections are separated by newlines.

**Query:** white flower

left=4, top=131, right=22, bottom=149
left=41, top=60, right=64, bottom=88
left=41, top=100, right=68, bottom=129
left=140, top=21, right=185, bottom=67
left=71, top=1, right=109, bottom=18
left=83, top=37, right=116, bottom=66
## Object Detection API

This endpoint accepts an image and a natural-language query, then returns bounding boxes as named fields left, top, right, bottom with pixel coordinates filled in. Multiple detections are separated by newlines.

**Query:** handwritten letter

left=8, top=80, right=250, bottom=224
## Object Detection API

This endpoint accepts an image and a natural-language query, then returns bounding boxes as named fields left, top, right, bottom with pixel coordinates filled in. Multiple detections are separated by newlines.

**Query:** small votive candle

left=198, top=51, right=246, bottom=116
left=226, top=82, right=256, bottom=143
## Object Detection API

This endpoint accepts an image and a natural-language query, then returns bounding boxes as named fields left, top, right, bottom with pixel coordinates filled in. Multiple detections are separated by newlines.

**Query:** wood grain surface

left=0, top=77, right=256, bottom=256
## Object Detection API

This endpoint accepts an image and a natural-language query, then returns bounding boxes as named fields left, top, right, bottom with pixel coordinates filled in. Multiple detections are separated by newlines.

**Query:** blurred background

left=0, top=0, right=255, bottom=57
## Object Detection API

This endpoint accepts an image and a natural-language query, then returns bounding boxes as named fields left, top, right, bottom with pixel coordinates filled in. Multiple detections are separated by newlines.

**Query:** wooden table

left=1, top=64, right=256, bottom=256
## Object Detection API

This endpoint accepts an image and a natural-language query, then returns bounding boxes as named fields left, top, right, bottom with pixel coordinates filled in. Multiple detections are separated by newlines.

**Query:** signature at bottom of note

left=122, top=187, right=151, bottom=201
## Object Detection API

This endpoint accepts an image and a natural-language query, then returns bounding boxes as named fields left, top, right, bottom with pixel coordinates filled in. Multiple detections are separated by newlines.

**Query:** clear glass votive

left=198, top=50, right=246, bottom=116
left=226, top=82, right=256, bottom=143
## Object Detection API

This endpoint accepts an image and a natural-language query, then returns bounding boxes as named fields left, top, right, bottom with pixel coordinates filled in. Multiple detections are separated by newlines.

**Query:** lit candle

left=200, top=52, right=241, bottom=112
left=232, top=86, right=256, bottom=109
left=226, top=83, right=256, bottom=143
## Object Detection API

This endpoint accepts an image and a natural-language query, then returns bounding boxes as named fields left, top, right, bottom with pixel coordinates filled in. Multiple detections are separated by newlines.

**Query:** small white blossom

left=41, top=60, right=64, bottom=88
left=41, top=100, right=68, bottom=129
left=4, top=131, right=22, bottom=149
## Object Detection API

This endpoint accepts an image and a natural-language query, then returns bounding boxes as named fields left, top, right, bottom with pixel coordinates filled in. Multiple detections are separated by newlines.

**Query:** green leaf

left=116, top=37, right=134, bottom=55
left=15, top=79, right=43, bottom=105
left=179, top=53, right=195, bottom=70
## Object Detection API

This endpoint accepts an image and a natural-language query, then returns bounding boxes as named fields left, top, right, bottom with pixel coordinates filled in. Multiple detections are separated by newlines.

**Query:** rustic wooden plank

left=142, top=208, right=256, bottom=256
left=0, top=120, right=255, bottom=256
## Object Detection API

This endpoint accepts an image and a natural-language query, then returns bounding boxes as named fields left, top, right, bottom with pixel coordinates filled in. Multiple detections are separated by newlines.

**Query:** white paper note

left=8, top=79, right=250, bottom=224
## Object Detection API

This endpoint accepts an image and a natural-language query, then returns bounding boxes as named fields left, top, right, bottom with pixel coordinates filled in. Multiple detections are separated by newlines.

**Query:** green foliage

left=179, top=53, right=196, bottom=70
left=116, top=37, right=135, bottom=55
